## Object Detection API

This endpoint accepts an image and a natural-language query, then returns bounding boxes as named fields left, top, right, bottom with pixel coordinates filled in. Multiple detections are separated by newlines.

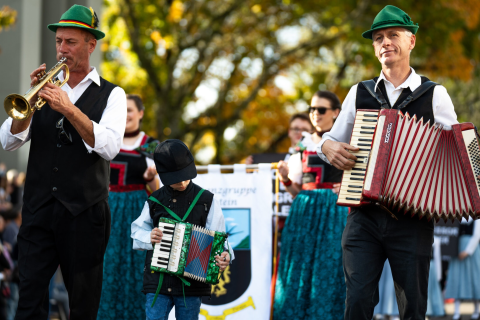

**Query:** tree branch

left=122, top=0, right=163, bottom=95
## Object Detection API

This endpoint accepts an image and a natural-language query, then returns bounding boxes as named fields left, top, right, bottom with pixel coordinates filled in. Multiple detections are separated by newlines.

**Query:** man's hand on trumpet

left=38, top=82, right=74, bottom=115
left=28, top=64, right=46, bottom=105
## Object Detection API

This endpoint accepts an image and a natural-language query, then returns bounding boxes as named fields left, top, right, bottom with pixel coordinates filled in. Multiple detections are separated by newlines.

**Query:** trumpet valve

left=37, top=71, right=46, bottom=79
left=34, top=98, right=46, bottom=110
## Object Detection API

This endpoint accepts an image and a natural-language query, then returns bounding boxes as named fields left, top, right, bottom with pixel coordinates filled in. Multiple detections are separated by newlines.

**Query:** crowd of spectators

left=0, top=163, right=69, bottom=320
left=0, top=163, right=24, bottom=320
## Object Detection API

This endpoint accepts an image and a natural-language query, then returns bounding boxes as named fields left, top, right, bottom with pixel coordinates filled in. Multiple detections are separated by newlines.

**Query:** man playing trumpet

left=0, top=4, right=126, bottom=320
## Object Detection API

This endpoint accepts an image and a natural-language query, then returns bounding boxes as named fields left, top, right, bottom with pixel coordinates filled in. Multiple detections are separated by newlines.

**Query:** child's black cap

left=153, top=139, right=197, bottom=186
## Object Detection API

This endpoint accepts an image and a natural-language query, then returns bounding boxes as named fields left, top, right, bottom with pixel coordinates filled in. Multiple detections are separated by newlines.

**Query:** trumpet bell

left=3, top=57, right=69, bottom=121
left=4, top=94, right=32, bottom=121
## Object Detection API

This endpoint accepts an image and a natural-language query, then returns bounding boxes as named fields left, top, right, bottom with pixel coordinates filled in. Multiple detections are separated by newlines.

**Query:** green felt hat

left=362, top=5, right=419, bottom=40
left=47, top=4, right=105, bottom=40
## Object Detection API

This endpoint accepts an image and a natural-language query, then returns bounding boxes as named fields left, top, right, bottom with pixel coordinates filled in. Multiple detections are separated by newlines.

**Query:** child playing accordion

left=131, top=139, right=233, bottom=320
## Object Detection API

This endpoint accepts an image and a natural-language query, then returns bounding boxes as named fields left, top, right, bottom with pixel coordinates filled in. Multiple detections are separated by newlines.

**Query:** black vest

left=110, top=135, right=157, bottom=187
left=459, top=222, right=475, bottom=236
left=356, top=76, right=435, bottom=124
left=23, top=78, right=117, bottom=216
left=143, top=182, right=214, bottom=296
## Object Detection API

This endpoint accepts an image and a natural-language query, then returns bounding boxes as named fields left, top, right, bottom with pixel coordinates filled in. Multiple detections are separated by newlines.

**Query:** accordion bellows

left=150, top=218, right=227, bottom=284
left=337, top=109, right=480, bottom=221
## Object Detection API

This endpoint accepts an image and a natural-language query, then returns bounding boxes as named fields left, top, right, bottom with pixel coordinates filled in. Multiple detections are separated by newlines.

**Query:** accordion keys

left=338, top=110, right=380, bottom=206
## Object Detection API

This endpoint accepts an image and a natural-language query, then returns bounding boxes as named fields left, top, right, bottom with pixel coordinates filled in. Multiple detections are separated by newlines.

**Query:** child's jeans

left=145, top=293, right=202, bottom=320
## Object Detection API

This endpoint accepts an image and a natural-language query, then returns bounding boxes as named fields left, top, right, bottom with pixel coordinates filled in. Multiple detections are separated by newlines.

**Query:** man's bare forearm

left=10, top=115, right=33, bottom=135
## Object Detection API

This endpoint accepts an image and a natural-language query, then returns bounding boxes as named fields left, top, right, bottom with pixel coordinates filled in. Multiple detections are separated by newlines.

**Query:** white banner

left=169, top=164, right=273, bottom=320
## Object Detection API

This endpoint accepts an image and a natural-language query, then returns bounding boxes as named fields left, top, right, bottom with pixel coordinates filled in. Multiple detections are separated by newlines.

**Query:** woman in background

left=98, top=94, right=160, bottom=320
left=445, top=218, right=480, bottom=320
left=273, top=91, right=348, bottom=320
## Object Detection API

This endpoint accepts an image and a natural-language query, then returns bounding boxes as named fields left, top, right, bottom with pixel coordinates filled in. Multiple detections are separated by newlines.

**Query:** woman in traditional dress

left=98, top=94, right=160, bottom=320
left=445, top=218, right=480, bottom=320
left=273, top=91, right=347, bottom=320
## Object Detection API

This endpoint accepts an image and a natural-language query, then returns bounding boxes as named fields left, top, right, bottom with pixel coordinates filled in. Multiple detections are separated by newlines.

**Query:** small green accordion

left=150, top=217, right=227, bottom=284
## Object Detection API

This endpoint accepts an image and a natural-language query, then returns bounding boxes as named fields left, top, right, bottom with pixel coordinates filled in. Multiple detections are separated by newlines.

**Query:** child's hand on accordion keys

left=215, top=252, right=230, bottom=271
left=150, top=228, right=163, bottom=243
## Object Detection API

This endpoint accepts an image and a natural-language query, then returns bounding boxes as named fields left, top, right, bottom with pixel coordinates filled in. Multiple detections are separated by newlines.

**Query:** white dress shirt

left=131, top=195, right=235, bottom=261
left=0, top=67, right=127, bottom=161
left=316, top=68, right=458, bottom=163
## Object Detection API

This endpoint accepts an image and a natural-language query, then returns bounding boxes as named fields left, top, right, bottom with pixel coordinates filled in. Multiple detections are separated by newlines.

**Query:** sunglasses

left=309, top=106, right=332, bottom=114
left=56, top=117, right=73, bottom=145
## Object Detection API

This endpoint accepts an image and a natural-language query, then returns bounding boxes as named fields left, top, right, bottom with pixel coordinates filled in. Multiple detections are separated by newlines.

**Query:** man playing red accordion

left=318, top=5, right=458, bottom=320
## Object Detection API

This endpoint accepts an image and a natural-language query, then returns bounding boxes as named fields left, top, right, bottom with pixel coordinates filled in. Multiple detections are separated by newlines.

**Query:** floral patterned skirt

left=273, top=189, right=348, bottom=320
left=97, top=190, right=147, bottom=320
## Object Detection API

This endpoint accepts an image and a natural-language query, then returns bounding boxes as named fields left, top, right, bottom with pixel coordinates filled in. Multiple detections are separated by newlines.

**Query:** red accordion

left=337, top=109, right=480, bottom=221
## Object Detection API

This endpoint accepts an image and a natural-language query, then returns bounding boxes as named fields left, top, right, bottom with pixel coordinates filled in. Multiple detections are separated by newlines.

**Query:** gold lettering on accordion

left=199, top=296, right=255, bottom=320
left=211, top=266, right=231, bottom=298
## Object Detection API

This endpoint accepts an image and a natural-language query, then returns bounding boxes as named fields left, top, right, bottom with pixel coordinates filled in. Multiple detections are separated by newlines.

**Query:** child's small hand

left=215, top=252, right=230, bottom=271
left=150, top=228, right=163, bottom=244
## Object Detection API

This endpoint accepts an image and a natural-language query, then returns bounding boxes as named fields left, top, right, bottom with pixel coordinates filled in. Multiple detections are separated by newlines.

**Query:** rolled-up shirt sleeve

left=83, top=86, right=127, bottom=160
left=131, top=202, right=154, bottom=251
left=0, top=117, right=32, bottom=151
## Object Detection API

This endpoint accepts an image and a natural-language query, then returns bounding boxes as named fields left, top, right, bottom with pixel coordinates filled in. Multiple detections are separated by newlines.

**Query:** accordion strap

left=361, top=80, right=389, bottom=109
left=396, top=80, right=437, bottom=110
left=361, top=79, right=438, bottom=110
left=148, top=188, right=205, bottom=222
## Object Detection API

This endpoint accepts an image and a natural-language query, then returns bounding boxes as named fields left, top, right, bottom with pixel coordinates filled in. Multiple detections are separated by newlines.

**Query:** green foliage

left=100, top=0, right=480, bottom=164
left=0, top=6, right=16, bottom=31
left=0, top=6, right=17, bottom=55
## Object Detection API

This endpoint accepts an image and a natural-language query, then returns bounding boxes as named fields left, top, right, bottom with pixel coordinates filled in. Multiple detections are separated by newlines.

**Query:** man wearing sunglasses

left=317, top=5, right=458, bottom=320
left=0, top=5, right=126, bottom=320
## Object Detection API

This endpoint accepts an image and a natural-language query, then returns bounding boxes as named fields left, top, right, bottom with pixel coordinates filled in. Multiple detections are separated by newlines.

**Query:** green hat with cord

left=47, top=4, right=105, bottom=40
left=362, top=5, right=419, bottom=40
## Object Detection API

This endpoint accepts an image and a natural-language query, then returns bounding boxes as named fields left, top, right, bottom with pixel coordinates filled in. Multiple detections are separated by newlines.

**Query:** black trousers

left=342, top=205, right=434, bottom=320
left=14, top=198, right=111, bottom=320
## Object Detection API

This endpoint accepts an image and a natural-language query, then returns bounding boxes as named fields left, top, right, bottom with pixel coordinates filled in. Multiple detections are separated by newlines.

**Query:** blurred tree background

left=0, top=6, right=17, bottom=54
left=0, top=6, right=16, bottom=30
left=100, top=0, right=480, bottom=164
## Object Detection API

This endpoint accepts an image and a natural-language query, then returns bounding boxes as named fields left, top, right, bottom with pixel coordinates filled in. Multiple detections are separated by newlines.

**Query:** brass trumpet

left=4, top=57, right=69, bottom=121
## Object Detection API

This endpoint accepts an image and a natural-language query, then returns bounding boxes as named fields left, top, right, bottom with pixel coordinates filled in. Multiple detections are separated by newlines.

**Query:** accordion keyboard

left=152, top=222, right=185, bottom=272
left=337, top=110, right=380, bottom=205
